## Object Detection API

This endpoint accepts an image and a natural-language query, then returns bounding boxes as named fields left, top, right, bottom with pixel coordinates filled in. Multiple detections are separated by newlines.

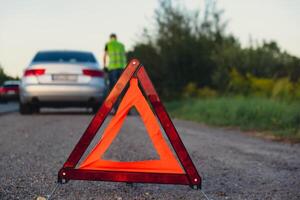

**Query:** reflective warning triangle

left=79, top=78, right=183, bottom=174
left=58, top=59, right=202, bottom=188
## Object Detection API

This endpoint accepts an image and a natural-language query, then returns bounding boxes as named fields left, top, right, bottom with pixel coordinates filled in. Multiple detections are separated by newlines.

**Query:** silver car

left=19, top=50, right=107, bottom=114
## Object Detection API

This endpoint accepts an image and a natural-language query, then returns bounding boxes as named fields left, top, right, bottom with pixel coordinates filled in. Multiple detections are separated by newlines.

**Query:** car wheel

left=32, top=105, right=40, bottom=113
left=19, top=102, right=33, bottom=115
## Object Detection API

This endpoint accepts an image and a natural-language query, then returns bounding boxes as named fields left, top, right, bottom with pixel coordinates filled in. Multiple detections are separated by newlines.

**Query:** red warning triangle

left=79, top=78, right=183, bottom=174
left=58, top=59, right=201, bottom=188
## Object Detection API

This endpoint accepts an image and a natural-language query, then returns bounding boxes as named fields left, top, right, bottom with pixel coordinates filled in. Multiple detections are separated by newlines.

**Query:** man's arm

left=103, top=44, right=108, bottom=71
left=103, top=51, right=107, bottom=68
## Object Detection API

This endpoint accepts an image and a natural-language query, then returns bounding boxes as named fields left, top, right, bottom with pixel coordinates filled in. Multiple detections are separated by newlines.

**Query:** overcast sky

left=0, top=0, right=299, bottom=77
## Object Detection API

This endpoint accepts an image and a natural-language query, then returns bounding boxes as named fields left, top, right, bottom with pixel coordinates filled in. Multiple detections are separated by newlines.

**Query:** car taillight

left=83, top=69, right=104, bottom=77
left=24, top=69, right=45, bottom=76
left=0, top=88, right=8, bottom=93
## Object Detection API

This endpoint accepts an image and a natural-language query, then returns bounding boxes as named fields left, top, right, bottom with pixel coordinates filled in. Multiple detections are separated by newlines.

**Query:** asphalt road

left=0, top=110, right=299, bottom=200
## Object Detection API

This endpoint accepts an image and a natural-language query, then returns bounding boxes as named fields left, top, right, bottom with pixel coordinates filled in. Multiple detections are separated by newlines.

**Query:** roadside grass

left=166, top=97, right=300, bottom=142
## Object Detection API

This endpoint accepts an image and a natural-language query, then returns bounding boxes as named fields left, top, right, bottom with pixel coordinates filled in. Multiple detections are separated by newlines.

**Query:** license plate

left=52, top=74, right=78, bottom=82
left=7, top=91, right=16, bottom=94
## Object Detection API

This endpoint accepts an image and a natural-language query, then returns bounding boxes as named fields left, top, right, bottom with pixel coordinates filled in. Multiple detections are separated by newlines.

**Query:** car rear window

left=32, top=51, right=97, bottom=63
left=4, top=84, right=19, bottom=88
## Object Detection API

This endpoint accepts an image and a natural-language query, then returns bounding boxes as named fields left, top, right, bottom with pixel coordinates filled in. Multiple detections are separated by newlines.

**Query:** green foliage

left=197, top=87, right=218, bottom=98
left=0, top=67, right=11, bottom=85
left=128, top=0, right=300, bottom=98
left=128, top=0, right=223, bottom=97
left=228, top=68, right=250, bottom=94
left=293, top=82, right=300, bottom=99
left=247, top=74, right=275, bottom=97
left=272, top=78, right=293, bottom=99
left=182, top=82, right=217, bottom=98
left=182, top=82, right=198, bottom=98
left=0, top=65, right=18, bottom=85
left=211, top=36, right=242, bottom=90
left=225, top=69, right=300, bottom=100
left=166, top=97, right=300, bottom=141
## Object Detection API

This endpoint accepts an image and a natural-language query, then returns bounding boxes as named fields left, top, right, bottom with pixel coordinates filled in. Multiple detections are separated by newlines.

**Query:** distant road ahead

left=0, top=102, right=18, bottom=114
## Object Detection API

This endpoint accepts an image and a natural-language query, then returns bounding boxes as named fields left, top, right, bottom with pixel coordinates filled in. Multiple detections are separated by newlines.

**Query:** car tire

left=19, top=102, right=33, bottom=115
left=32, top=105, right=40, bottom=113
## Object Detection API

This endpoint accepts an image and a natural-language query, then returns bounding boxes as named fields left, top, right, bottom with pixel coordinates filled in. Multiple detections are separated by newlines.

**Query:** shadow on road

left=38, top=111, right=93, bottom=115
left=37, top=108, right=94, bottom=115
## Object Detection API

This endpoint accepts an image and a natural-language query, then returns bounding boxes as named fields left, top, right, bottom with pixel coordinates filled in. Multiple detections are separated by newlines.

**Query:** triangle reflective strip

left=79, top=78, right=184, bottom=174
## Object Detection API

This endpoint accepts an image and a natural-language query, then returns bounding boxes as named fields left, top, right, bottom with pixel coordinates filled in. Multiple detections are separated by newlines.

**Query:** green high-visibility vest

left=106, top=39, right=127, bottom=70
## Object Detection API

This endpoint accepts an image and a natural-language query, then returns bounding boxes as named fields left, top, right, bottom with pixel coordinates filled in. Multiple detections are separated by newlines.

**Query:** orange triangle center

left=79, top=78, right=184, bottom=174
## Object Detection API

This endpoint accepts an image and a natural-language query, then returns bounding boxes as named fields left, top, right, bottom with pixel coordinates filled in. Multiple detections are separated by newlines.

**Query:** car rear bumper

left=20, top=84, right=106, bottom=105
left=0, top=94, right=19, bottom=101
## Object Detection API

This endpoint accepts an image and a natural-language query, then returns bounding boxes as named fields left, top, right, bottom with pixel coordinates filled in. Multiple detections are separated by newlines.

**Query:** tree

left=128, top=0, right=300, bottom=97
left=0, top=64, right=18, bottom=85
left=128, top=0, right=226, bottom=97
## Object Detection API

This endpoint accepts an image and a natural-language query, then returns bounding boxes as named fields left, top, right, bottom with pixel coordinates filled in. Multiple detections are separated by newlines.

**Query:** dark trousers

left=108, top=69, right=123, bottom=90
left=108, top=68, right=123, bottom=111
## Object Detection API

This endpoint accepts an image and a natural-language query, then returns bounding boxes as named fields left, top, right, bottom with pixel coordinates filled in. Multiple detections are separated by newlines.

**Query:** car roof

left=37, top=50, right=93, bottom=54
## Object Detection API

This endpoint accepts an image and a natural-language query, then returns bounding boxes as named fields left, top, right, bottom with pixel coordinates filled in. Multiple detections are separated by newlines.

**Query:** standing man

left=103, top=33, right=127, bottom=90
left=103, top=33, right=127, bottom=113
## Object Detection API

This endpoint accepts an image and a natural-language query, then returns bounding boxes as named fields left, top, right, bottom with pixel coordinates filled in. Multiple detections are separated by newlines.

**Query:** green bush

left=182, top=82, right=198, bottom=98
left=197, top=87, right=218, bottom=98
left=228, top=68, right=250, bottom=94
left=247, top=74, right=275, bottom=97
left=293, top=82, right=300, bottom=99
left=272, top=78, right=293, bottom=99
left=182, top=83, right=218, bottom=98
left=226, top=69, right=300, bottom=100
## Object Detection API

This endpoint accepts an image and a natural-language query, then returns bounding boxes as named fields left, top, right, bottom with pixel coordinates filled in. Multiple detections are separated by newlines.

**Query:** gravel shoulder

left=0, top=111, right=299, bottom=199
